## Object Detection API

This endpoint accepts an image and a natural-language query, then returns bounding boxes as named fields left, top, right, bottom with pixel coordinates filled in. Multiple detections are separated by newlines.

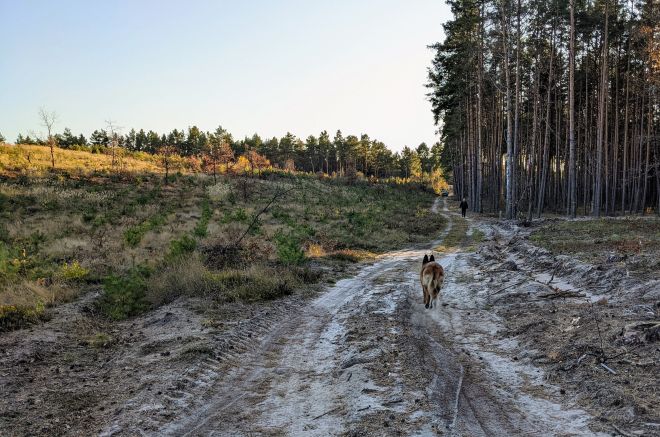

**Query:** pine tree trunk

left=641, top=99, right=651, bottom=214
left=502, top=9, right=514, bottom=220
left=568, top=0, right=577, bottom=218
left=476, top=5, right=484, bottom=213
left=537, top=33, right=554, bottom=218
left=526, top=54, right=540, bottom=222
left=593, top=4, right=608, bottom=217
left=512, top=0, right=521, bottom=218
left=622, top=40, right=631, bottom=213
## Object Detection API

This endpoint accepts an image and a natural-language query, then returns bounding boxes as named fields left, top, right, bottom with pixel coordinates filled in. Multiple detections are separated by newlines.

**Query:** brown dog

left=420, top=254, right=444, bottom=309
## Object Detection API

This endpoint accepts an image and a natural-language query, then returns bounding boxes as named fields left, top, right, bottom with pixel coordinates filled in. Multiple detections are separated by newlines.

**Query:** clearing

left=2, top=192, right=657, bottom=436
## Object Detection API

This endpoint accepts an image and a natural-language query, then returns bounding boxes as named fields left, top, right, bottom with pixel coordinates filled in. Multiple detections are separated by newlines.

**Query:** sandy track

left=133, top=198, right=601, bottom=436
left=2, top=197, right=650, bottom=436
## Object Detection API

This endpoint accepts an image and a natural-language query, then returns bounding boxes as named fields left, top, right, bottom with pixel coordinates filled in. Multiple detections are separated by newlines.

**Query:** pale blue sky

left=1, top=1, right=450, bottom=151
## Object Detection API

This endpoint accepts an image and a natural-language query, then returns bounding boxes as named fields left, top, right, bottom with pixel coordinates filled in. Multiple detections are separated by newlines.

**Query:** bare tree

left=38, top=107, right=57, bottom=169
left=105, top=119, right=123, bottom=169
left=158, top=144, right=176, bottom=184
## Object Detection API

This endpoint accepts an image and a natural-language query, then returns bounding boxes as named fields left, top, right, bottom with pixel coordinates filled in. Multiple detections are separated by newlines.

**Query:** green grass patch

left=124, top=212, right=168, bottom=247
left=471, top=228, right=485, bottom=243
left=435, top=216, right=469, bottom=251
left=221, top=208, right=249, bottom=224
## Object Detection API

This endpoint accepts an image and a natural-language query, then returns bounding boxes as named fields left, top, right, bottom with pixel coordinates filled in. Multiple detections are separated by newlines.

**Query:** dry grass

left=145, top=255, right=214, bottom=305
left=0, top=143, right=162, bottom=174
left=2, top=280, right=60, bottom=307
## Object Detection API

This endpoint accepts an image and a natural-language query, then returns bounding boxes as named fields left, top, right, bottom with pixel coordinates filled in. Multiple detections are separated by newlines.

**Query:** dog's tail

left=422, top=266, right=444, bottom=293
left=421, top=269, right=436, bottom=289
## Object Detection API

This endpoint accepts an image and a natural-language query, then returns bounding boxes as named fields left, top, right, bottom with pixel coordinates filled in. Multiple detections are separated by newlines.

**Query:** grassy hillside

left=0, top=145, right=446, bottom=330
left=0, top=143, right=165, bottom=175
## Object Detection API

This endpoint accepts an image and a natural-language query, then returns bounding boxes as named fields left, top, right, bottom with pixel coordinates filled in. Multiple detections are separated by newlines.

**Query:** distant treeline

left=12, top=127, right=443, bottom=179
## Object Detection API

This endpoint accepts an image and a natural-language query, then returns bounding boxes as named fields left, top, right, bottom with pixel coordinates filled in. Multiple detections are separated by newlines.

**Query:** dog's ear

left=429, top=254, right=435, bottom=262
left=423, top=254, right=429, bottom=265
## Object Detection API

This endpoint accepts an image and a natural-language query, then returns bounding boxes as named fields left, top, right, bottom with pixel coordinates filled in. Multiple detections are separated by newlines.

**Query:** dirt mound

left=479, top=223, right=660, bottom=436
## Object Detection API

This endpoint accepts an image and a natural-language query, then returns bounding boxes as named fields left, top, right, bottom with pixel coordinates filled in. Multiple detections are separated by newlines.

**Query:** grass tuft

left=0, top=302, right=46, bottom=332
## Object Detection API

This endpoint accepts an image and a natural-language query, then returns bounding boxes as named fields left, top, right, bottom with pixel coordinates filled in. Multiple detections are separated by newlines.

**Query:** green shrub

left=82, top=211, right=96, bottom=223
left=347, top=210, right=368, bottom=227
left=274, top=231, right=305, bottom=265
left=0, top=242, right=24, bottom=283
left=57, top=260, right=89, bottom=281
left=98, top=267, right=149, bottom=320
left=0, top=224, right=9, bottom=243
left=221, top=208, right=248, bottom=224
left=193, top=198, right=212, bottom=238
left=124, top=226, right=144, bottom=247
left=166, top=235, right=197, bottom=260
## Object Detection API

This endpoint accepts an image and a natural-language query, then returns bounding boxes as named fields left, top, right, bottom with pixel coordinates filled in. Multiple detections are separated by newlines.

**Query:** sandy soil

left=1, top=198, right=657, bottom=436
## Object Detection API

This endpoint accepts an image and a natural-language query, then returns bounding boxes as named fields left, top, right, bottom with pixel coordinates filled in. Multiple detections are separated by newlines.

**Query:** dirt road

left=10, top=197, right=648, bottom=436
left=95, top=198, right=604, bottom=436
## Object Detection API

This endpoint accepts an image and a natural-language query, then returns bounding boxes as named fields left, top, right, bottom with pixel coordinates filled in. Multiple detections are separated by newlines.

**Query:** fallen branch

left=492, top=280, right=527, bottom=295
left=577, top=353, right=588, bottom=366
left=590, top=300, right=606, bottom=354
left=382, top=398, right=404, bottom=406
left=313, top=406, right=340, bottom=420
left=600, top=362, right=617, bottom=375
left=538, top=291, right=585, bottom=299
left=341, top=355, right=375, bottom=369
left=547, top=263, right=560, bottom=285
left=611, top=423, right=635, bottom=437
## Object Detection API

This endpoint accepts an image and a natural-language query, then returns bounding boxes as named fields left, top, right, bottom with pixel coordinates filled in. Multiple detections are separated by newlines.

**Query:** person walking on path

left=460, top=198, right=468, bottom=217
